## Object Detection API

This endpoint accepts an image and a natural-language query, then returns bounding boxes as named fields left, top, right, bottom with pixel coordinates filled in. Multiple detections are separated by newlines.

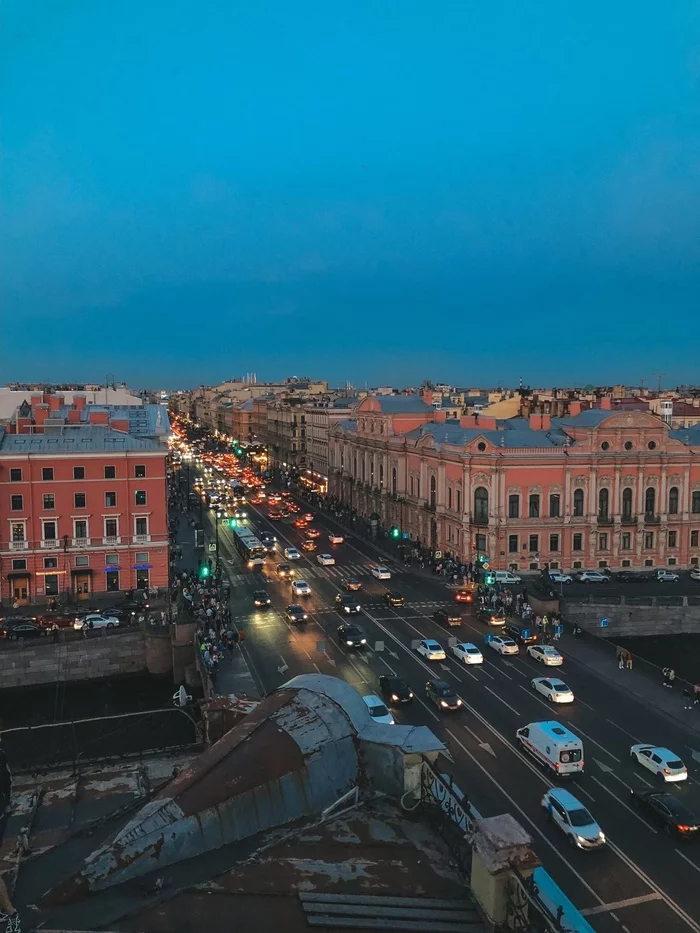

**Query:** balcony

left=40, top=539, right=61, bottom=549
left=644, top=514, right=660, bottom=525
left=423, top=502, right=436, bottom=512
left=597, top=515, right=613, bottom=525
left=133, top=534, right=151, bottom=544
left=103, top=535, right=121, bottom=546
left=9, top=540, right=28, bottom=551
left=72, top=537, right=91, bottom=547
left=621, top=515, right=637, bottom=525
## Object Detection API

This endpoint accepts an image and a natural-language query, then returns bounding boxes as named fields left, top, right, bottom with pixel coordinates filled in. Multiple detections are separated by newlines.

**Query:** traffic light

left=484, top=571, right=495, bottom=586
left=200, top=565, right=210, bottom=580
left=390, top=525, right=401, bottom=539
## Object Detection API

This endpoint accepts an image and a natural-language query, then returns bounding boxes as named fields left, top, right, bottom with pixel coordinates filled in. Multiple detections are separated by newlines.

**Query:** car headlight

left=440, top=701, right=448, bottom=708
left=360, top=638, right=366, bottom=644
left=598, top=832, right=606, bottom=841
left=346, top=640, right=353, bottom=645
left=391, top=694, right=399, bottom=701
left=576, top=835, right=588, bottom=844
left=456, top=698, right=462, bottom=705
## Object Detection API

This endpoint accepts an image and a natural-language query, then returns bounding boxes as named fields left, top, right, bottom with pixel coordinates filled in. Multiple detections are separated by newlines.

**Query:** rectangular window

left=549, top=533, right=559, bottom=552
left=528, top=534, right=539, bottom=552
left=42, top=520, right=57, bottom=540
left=528, top=494, right=540, bottom=518
left=42, top=467, right=54, bottom=481
left=573, top=533, right=583, bottom=551
left=44, top=556, right=58, bottom=569
left=105, top=491, right=117, bottom=507
left=410, top=476, right=414, bottom=497
left=105, top=553, right=119, bottom=566
left=456, top=490, right=461, bottom=513
left=599, top=533, right=608, bottom=550
left=549, top=494, right=560, bottom=518
left=447, top=487, right=452, bottom=511
left=644, top=531, right=654, bottom=549
left=508, top=534, right=519, bottom=553
left=11, top=522, right=25, bottom=541
left=73, top=466, right=85, bottom=480
left=135, top=490, right=147, bottom=506
left=75, top=555, right=89, bottom=567
left=134, top=464, right=146, bottom=478
left=621, top=532, right=631, bottom=550
left=42, top=493, right=55, bottom=510
left=135, top=516, right=148, bottom=536
left=12, top=558, right=27, bottom=571
left=74, top=492, right=86, bottom=508
left=74, top=520, right=88, bottom=539
left=104, top=518, right=118, bottom=537
left=475, top=533, right=487, bottom=553
left=668, top=530, right=677, bottom=548
left=692, top=530, right=699, bottom=548
left=135, top=551, right=149, bottom=562
left=508, top=495, right=520, bottom=518
left=104, top=465, right=116, bottom=479
left=44, top=574, right=59, bottom=597
left=9, top=468, right=22, bottom=482
left=11, top=494, right=23, bottom=511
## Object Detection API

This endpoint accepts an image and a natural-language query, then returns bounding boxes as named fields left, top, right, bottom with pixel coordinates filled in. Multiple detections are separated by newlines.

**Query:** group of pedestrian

left=616, top=649, right=633, bottom=670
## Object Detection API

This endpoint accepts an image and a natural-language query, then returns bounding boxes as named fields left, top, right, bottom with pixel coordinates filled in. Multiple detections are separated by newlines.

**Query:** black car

left=0, top=620, right=46, bottom=640
left=616, top=571, right=651, bottom=584
left=335, top=594, right=361, bottom=614
left=285, top=604, right=308, bottom=624
left=344, top=578, right=362, bottom=592
left=259, top=532, right=276, bottom=552
left=433, top=607, right=462, bottom=627
left=337, top=623, right=366, bottom=648
left=477, top=607, right=506, bottom=626
left=504, top=621, right=539, bottom=645
left=425, top=680, right=462, bottom=711
left=630, top=791, right=700, bottom=840
left=384, top=591, right=404, bottom=608
left=379, top=675, right=414, bottom=704
left=253, top=590, right=271, bottom=608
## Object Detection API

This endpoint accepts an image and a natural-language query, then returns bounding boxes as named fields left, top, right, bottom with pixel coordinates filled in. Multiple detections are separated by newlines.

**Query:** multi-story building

left=304, top=397, right=357, bottom=487
left=0, top=393, right=170, bottom=606
left=329, top=395, right=700, bottom=572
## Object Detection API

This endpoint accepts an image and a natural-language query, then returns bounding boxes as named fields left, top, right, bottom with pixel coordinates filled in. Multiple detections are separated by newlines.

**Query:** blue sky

left=2, top=1, right=700, bottom=388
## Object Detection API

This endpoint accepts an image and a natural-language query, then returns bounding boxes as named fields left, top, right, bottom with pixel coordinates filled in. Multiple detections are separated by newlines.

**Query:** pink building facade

left=328, top=396, right=700, bottom=572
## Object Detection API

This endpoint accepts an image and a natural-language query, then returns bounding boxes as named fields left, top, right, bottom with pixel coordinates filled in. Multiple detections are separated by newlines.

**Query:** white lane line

left=588, top=776, right=658, bottom=833
left=632, top=772, right=653, bottom=788
left=378, top=654, right=397, bottom=675
left=606, top=719, right=642, bottom=743
left=568, top=723, right=621, bottom=762
left=581, top=893, right=662, bottom=916
left=347, top=657, right=368, bottom=682
left=483, top=684, right=521, bottom=717
left=414, top=694, right=441, bottom=723
left=675, top=849, right=700, bottom=875
left=518, top=683, right=563, bottom=716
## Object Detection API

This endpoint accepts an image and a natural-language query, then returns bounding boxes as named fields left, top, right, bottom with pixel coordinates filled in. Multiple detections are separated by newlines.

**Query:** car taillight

left=677, top=824, right=691, bottom=832
left=554, top=762, right=560, bottom=770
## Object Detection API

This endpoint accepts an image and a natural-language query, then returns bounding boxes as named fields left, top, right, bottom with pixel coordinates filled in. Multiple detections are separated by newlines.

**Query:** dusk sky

left=3, top=1, right=700, bottom=388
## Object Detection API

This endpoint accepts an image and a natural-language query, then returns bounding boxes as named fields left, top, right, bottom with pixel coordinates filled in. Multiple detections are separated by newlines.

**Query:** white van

left=494, top=570, right=522, bottom=585
left=516, top=721, right=584, bottom=777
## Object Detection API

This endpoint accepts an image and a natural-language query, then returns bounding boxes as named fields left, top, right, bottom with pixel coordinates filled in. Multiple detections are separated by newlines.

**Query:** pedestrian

left=694, top=684, right=700, bottom=707
left=683, top=686, right=693, bottom=710
left=625, top=650, right=633, bottom=670
left=617, top=651, right=624, bottom=670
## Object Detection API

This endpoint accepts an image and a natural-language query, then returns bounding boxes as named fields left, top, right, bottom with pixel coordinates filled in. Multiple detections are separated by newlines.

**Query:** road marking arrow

left=439, top=663, right=457, bottom=678
left=479, top=742, right=496, bottom=758
left=387, top=647, right=399, bottom=659
left=277, top=657, right=289, bottom=675
left=689, top=749, right=700, bottom=765
left=324, top=652, right=336, bottom=668
left=593, top=758, right=614, bottom=773
left=501, top=659, right=514, bottom=667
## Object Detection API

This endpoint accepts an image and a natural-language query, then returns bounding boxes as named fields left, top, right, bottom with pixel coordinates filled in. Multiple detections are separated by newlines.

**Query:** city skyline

left=3, top=2, right=700, bottom=385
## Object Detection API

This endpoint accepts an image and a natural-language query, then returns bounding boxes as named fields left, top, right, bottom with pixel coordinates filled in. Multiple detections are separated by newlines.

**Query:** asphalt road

left=196, top=484, right=700, bottom=933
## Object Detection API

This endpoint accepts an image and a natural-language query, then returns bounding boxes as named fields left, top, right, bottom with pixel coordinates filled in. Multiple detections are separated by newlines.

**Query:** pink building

left=328, top=395, right=700, bottom=572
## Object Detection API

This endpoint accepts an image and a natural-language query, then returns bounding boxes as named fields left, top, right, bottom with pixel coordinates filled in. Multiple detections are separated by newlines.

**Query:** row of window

left=501, top=487, right=700, bottom=520
left=10, top=517, right=149, bottom=541
left=8, top=464, right=148, bottom=482
left=11, top=551, right=151, bottom=572
left=10, top=490, right=148, bottom=511
left=505, top=529, right=700, bottom=554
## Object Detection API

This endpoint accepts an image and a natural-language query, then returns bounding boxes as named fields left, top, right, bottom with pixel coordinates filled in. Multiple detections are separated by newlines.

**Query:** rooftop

left=0, top=424, right=164, bottom=453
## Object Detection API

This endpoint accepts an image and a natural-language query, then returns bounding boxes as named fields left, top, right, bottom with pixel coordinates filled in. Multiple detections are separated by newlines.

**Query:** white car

left=317, top=553, right=336, bottom=566
left=548, top=571, right=573, bottom=584
left=362, top=694, right=395, bottom=725
left=527, top=644, right=564, bottom=666
left=74, top=613, right=119, bottom=631
left=328, top=533, right=344, bottom=545
left=690, top=567, right=700, bottom=581
left=371, top=566, right=391, bottom=580
left=655, top=569, right=680, bottom=583
left=416, top=639, right=446, bottom=661
left=630, top=744, right=688, bottom=783
left=542, top=788, right=605, bottom=849
left=576, top=571, right=610, bottom=584
left=291, top=580, right=311, bottom=597
left=451, top=642, right=483, bottom=665
left=284, top=547, right=301, bottom=560
left=488, top=635, right=519, bottom=656
left=531, top=677, right=575, bottom=703
left=494, top=570, right=522, bottom=584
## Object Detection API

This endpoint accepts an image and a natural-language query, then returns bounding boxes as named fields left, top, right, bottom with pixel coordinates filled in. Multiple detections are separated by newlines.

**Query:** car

left=655, top=569, right=680, bottom=583
left=425, top=680, right=462, bottom=711
left=0, top=620, right=46, bottom=640
left=527, top=644, right=563, bottom=666
left=616, top=570, right=649, bottom=583
left=531, top=677, right=575, bottom=703
left=630, top=791, right=700, bottom=840
left=37, top=611, right=78, bottom=630
left=504, top=621, right=539, bottom=645
left=542, top=788, right=605, bottom=850
left=317, top=553, right=335, bottom=566
left=276, top=562, right=294, bottom=578
left=487, top=635, right=519, bottom=655
left=371, top=566, right=391, bottom=580
left=344, top=578, right=362, bottom=591
left=259, top=531, right=276, bottom=545
left=306, top=527, right=320, bottom=538
left=630, top=744, right=688, bottom=782
left=454, top=589, right=474, bottom=604
left=433, top=608, right=463, bottom=627
left=74, top=613, right=120, bottom=631
left=416, top=639, right=446, bottom=661
left=291, top=580, right=311, bottom=597
left=576, top=571, right=610, bottom=584
left=253, top=590, right=271, bottom=608
left=691, top=567, right=700, bottom=581
left=232, top=508, right=248, bottom=519
left=337, top=623, right=367, bottom=647
left=301, top=539, right=317, bottom=551
left=548, top=571, right=573, bottom=584
left=293, top=518, right=309, bottom=530
left=284, top=547, right=301, bottom=560
left=329, top=533, right=344, bottom=544
left=384, top=591, right=404, bottom=607
left=494, top=570, right=522, bottom=585
left=303, top=513, right=314, bottom=522
left=335, top=594, right=361, bottom=614
left=361, top=694, right=395, bottom=725
left=285, top=604, right=309, bottom=624
left=451, top=642, right=483, bottom=664
left=477, top=607, right=506, bottom=626
left=379, top=675, right=414, bottom=704
left=268, top=511, right=283, bottom=521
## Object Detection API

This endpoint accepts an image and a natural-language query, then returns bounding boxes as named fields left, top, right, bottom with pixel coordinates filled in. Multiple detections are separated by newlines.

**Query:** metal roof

left=371, top=395, right=434, bottom=413
left=0, top=425, right=162, bottom=453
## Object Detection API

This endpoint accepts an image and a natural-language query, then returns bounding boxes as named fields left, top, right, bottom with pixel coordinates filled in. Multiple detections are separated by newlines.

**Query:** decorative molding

left=548, top=485, right=562, bottom=495
left=668, top=474, right=683, bottom=486
left=644, top=475, right=659, bottom=487
left=622, top=475, right=636, bottom=487
left=507, top=485, right=521, bottom=495
left=573, top=476, right=587, bottom=488
left=598, top=476, right=611, bottom=486
left=473, top=472, right=489, bottom=485
left=528, top=485, right=542, bottom=495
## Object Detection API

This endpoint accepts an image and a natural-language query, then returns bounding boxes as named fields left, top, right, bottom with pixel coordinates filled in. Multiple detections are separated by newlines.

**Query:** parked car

left=434, top=608, right=463, bottom=627
left=690, top=567, right=700, bottom=581
left=494, top=571, right=522, bottom=585
left=615, top=571, right=649, bottom=583
left=74, top=613, right=120, bottom=631
left=547, top=571, right=573, bottom=584
left=655, top=569, right=680, bottom=583
left=0, top=619, right=46, bottom=640
left=379, top=675, right=414, bottom=704
left=37, top=612, right=76, bottom=630
left=576, top=571, right=610, bottom=584
left=630, top=791, right=700, bottom=840
left=425, top=680, right=462, bottom=711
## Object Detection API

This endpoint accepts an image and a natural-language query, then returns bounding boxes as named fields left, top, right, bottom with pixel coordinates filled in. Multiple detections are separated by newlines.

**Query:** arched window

left=528, top=493, right=540, bottom=518
left=668, top=486, right=679, bottom=515
left=391, top=467, right=397, bottom=495
left=508, top=494, right=520, bottom=518
left=430, top=475, right=437, bottom=508
left=573, top=488, right=584, bottom=517
left=598, top=488, right=609, bottom=519
left=693, top=491, right=700, bottom=514
left=474, top=487, right=489, bottom=523
left=622, top=487, right=633, bottom=520
left=645, top=487, right=656, bottom=517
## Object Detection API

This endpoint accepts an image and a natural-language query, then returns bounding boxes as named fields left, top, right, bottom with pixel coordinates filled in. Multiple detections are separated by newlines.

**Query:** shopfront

left=105, top=568, right=120, bottom=592
left=133, top=563, right=151, bottom=590
left=71, top=568, right=93, bottom=599
left=7, top=572, right=31, bottom=606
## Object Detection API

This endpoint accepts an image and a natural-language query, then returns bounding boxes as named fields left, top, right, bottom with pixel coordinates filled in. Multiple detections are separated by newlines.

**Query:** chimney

left=460, top=415, right=477, bottom=428
left=477, top=416, right=497, bottom=429
left=569, top=401, right=582, bottom=417
left=48, top=394, right=64, bottom=412
left=73, top=393, right=87, bottom=411
left=67, top=410, right=81, bottom=424
left=600, top=396, right=612, bottom=410
left=540, top=414, right=551, bottom=431
left=422, top=390, right=433, bottom=406
left=34, top=404, right=49, bottom=428
left=434, top=409, right=447, bottom=422
left=15, top=417, right=31, bottom=434
left=529, top=414, right=542, bottom=431
left=30, top=394, right=42, bottom=409
left=88, top=410, right=109, bottom=425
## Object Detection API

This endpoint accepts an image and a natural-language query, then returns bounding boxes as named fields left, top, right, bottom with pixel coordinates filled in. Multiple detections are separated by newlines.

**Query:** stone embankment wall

left=564, top=595, right=700, bottom=637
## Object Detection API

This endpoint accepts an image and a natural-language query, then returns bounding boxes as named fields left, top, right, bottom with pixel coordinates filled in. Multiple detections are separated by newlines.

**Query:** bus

left=231, top=526, right=266, bottom=569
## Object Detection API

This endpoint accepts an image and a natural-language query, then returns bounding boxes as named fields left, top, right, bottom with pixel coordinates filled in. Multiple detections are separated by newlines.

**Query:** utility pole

left=654, top=371, right=666, bottom=394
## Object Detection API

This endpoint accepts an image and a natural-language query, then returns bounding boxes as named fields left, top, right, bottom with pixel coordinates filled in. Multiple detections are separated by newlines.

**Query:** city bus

left=231, top=526, right=266, bottom=569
